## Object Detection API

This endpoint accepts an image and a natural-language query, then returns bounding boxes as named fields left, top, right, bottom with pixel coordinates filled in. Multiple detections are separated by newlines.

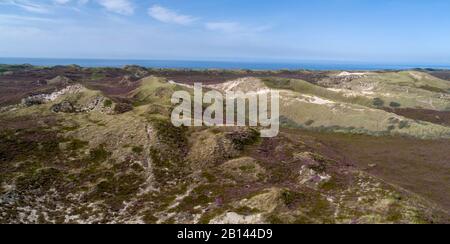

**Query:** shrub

left=281, top=190, right=303, bottom=206
left=114, top=103, right=133, bottom=114
left=399, top=121, right=410, bottom=129
left=68, top=139, right=89, bottom=151
left=419, top=85, right=447, bottom=93
left=91, top=72, right=106, bottom=80
left=305, top=120, right=315, bottom=126
left=373, top=98, right=385, bottom=107
left=88, top=145, right=111, bottom=163
left=225, top=128, right=260, bottom=150
left=16, top=168, right=63, bottom=192
left=103, top=99, right=113, bottom=108
left=132, top=146, right=143, bottom=154
left=390, top=102, right=401, bottom=108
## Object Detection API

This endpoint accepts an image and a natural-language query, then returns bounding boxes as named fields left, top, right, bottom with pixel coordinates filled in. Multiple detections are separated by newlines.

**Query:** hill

left=0, top=65, right=449, bottom=224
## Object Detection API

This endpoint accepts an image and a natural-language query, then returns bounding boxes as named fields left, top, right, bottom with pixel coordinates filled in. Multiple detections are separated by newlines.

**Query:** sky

left=1, top=0, right=450, bottom=64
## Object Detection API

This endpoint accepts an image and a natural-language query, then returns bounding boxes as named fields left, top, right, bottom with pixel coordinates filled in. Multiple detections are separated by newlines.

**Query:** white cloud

left=52, top=0, right=89, bottom=6
left=0, top=0, right=89, bottom=13
left=53, top=0, right=72, bottom=4
left=0, top=0, right=51, bottom=14
left=0, top=13, right=54, bottom=23
left=148, top=5, right=196, bottom=25
left=205, top=22, right=242, bottom=33
left=205, top=21, right=271, bottom=34
left=97, top=0, right=134, bottom=15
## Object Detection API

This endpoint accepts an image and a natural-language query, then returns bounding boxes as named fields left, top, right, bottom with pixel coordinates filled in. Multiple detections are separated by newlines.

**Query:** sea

left=1, top=57, right=449, bottom=71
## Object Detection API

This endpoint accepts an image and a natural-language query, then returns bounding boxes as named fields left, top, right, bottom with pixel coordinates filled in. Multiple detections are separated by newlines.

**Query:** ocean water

left=0, top=57, right=449, bottom=71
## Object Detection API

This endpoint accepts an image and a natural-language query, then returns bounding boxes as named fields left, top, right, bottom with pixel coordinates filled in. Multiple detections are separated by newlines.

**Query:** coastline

left=1, top=57, right=450, bottom=71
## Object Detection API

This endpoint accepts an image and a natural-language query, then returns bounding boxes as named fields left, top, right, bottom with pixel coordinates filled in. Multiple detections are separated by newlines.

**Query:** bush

left=305, top=120, right=315, bottom=126
left=399, top=121, right=410, bottom=129
left=390, top=102, right=401, bottom=108
left=88, top=145, right=111, bottom=163
left=281, top=190, right=302, bottom=206
left=16, top=168, right=63, bottom=192
left=132, top=146, right=143, bottom=154
left=68, top=139, right=89, bottom=151
left=225, top=128, right=260, bottom=150
left=373, top=98, right=385, bottom=107
left=103, top=99, right=113, bottom=108
left=114, top=103, right=133, bottom=114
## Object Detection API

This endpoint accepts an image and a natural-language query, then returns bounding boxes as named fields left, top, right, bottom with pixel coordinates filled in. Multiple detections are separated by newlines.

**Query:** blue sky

left=1, top=0, right=450, bottom=64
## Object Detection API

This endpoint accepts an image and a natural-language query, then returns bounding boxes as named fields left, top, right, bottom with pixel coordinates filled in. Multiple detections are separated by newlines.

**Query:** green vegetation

left=103, top=99, right=113, bottom=108
left=0, top=64, right=34, bottom=73
left=373, top=98, right=385, bottom=107
left=16, top=167, right=63, bottom=192
left=88, top=144, right=111, bottom=163
left=91, top=72, right=106, bottom=80
left=89, top=172, right=145, bottom=210
left=305, top=120, right=315, bottom=126
left=1, top=66, right=449, bottom=224
left=306, top=153, right=328, bottom=173
left=151, top=117, right=188, bottom=149
left=0, top=129, right=63, bottom=163
left=68, top=139, right=89, bottom=151
left=225, top=128, right=260, bottom=150
left=114, top=103, right=133, bottom=114
left=262, top=77, right=373, bottom=107
left=130, top=77, right=178, bottom=106
left=419, top=85, right=448, bottom=93
left=281, top=190, right=302, bottom=206
left=342, top=71, right=450, bottom=110
left=132, top=146, right=143, bottom=154
left=148, top=118, right=188, bottom=185
left=390, top=102, right=401, bottom=108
